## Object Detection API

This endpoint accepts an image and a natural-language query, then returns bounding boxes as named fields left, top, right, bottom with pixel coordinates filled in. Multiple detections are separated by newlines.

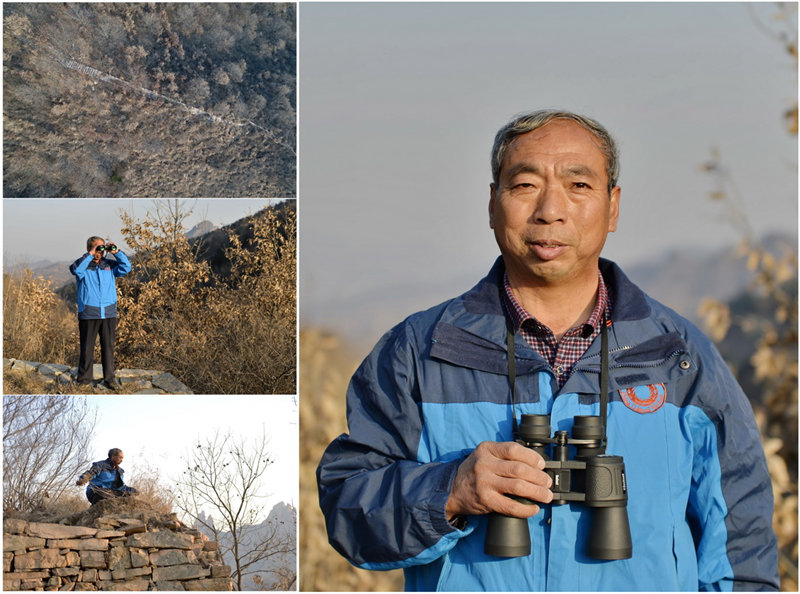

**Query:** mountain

left=186, top=220, right=217, bottom=239
left=6, top=258, right=73, bottom=289
left=196, top=502, right=296, bottom=590
left=624, top=233, right=797, bottom=326
left=4, top=3, right=296, bottom=198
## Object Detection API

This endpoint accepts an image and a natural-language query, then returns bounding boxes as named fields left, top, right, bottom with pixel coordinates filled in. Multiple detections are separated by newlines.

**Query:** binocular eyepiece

left=484, top=414, right=632, bottom=561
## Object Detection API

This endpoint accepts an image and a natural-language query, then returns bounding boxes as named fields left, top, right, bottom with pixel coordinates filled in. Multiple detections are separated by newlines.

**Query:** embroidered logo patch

left=619, top=383, right=666, bottom=414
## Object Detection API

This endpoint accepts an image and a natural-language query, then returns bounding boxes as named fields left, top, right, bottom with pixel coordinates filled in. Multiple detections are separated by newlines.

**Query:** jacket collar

left=430, top=256, right=655, bottom=375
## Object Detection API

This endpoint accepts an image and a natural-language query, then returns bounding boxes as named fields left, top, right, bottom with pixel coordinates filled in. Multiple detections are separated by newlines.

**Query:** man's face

left=90, top=239, right=105, bottom=263
left=489, top=120, right=620, bottom=288
left=110, top=451, right=124, bottom=466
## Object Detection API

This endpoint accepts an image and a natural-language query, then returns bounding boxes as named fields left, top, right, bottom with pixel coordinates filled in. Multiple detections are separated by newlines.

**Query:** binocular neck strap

left=506, top=314, right=610, bottom=443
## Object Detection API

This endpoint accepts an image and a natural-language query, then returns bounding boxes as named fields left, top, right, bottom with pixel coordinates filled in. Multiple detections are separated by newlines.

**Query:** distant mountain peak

left=186, top=220, right=217, bottom=239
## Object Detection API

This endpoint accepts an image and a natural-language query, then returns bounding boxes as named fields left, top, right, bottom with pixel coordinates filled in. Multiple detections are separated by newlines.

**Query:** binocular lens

left=587, top=506, right=633, bottom=560
left=517, top=414, right=551, bottom=442
left=485, top=512, right=531, bottom=557
left=571, top=415, right=604, bottom=440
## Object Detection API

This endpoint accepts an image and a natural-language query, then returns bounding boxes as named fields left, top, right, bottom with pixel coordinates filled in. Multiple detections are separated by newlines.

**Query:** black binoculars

left=484, top=414, right=632, bottom=561
left=96, top=244, right=116, bottom=253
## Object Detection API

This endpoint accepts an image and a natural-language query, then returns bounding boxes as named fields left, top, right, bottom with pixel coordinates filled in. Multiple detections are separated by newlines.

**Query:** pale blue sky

left=299, top=2, right=798, bottom=348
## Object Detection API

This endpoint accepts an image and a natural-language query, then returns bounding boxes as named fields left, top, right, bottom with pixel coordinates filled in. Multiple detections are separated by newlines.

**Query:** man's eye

left=573, top=182, right=591, bottom=189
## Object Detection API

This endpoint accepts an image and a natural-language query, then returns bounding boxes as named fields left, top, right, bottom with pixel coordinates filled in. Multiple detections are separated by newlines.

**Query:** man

left=76, top=448, right=137, bottom=505
left=317, top=110, right=779, bottom=590
left=69, top=236, right=131, bottom=390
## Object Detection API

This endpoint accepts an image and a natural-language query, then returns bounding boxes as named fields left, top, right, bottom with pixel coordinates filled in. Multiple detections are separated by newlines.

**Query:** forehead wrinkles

left=502, top=127, right=606, bottom=179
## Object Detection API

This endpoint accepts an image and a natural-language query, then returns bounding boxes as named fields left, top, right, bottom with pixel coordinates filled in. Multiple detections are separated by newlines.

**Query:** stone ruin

left=3, top=358, right=193, bottom=394
left=3, top=501, right=232, bottom=591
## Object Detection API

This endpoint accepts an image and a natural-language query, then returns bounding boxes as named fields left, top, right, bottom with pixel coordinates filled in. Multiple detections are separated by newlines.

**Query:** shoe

left=102, top=378, right=121, bottom=391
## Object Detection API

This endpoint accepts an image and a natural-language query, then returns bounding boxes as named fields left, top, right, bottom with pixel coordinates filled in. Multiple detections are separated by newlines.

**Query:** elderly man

left=69, top=236, right=131, bottom=390
left=76, top=448, right=137, bottom=505
left=317, top=110, right=778, bottom=590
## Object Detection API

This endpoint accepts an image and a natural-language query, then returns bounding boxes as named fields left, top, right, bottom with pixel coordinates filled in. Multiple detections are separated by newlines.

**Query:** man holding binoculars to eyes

left=69, top=236, right=131, bottom=390
left=317, top=110, right=779, bottom=590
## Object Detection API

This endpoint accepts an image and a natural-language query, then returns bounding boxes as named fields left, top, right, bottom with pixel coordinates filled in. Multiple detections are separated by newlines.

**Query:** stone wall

left=3, top=515, right=232, bottom=591
left=3, top=358, right=193, bottom=394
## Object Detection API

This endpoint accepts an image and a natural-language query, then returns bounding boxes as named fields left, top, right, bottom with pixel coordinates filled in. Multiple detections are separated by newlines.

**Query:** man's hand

left=446, top=441, right=553, bottom=521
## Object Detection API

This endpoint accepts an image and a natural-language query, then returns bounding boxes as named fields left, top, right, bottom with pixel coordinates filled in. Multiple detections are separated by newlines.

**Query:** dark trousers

left=78, top=318, right=117, bottom=383
left=86, top=485, right=136, bottom=505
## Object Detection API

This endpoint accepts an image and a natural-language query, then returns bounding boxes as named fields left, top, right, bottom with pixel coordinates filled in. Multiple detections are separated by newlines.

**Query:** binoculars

left=96, top=244, right=116, bottom=253
left=484, top=414, right=632, bottom=561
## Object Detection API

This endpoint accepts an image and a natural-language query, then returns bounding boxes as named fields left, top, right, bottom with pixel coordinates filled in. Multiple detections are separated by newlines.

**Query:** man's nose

left=531, top=182, right=567, bottom=224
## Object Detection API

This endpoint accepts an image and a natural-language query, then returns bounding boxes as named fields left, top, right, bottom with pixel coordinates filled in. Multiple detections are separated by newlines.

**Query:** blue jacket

left=69, top=251, right=131, bottom=320
left=79, top=458, right=130, bottom=496
left=317, top=258, right=779, bottom=591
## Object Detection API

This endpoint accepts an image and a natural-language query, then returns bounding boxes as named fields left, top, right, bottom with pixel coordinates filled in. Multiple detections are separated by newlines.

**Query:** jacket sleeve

left=111, top=251, right=131, bottom=277
left=317, top=322, right=472, bottom=569
left=69, top=254, right=92, bottom=279
left=684, top=331, right=779, bottom=591
left=76, top=461, right=101, bottom=486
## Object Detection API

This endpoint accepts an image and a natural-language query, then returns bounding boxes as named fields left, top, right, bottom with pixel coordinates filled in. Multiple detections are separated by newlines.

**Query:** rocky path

left=3, top=358, right=193, bottom=394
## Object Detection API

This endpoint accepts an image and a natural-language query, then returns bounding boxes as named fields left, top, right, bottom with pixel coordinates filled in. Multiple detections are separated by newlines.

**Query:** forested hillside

left=3, top=3, right=295, bottom=197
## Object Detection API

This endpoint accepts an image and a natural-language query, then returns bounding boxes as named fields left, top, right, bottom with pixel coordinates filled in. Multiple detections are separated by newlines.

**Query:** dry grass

left=3, top=271, right=77, bottom=365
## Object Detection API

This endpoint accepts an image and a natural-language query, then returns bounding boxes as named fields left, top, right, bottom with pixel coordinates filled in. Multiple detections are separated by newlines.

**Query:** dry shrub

left=3, top=271, right=77, bottom=364
left=6, top=492, right=91, bottom=524
left=116, top=201, right=296, bottom=394
left=129, top=465, right=176, bottom=515
left=299, top=328, right=404, bottom=592
left=701, top=239, right=798, bottom=590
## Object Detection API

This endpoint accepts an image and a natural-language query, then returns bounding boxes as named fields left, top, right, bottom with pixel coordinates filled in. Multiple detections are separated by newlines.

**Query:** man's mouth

left=527, top=239, right=568, bottom=260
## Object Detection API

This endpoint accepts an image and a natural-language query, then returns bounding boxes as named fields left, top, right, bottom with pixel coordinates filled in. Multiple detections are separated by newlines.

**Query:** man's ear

left=488, top=183, right=497, bottom=229
left=608, top=185, right=621, bottom=233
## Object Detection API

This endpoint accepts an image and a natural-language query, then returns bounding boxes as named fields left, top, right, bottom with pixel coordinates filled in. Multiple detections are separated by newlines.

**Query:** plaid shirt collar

left=502, top=269, right=610, bottom=387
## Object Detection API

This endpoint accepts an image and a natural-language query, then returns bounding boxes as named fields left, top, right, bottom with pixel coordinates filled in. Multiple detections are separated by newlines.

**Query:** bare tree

left=3, top=395, right=97, bottom=513
left=173, top=429, right=296, bottom=590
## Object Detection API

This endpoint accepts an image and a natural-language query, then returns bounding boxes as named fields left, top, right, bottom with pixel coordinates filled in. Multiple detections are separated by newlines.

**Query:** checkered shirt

left=502, top=270, right=610, bottom=389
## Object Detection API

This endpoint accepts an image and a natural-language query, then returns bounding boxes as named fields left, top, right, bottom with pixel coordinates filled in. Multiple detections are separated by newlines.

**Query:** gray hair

left=108, top=448, right=122, bottom=458
left=491, top=110, right=620, bottom=194
left=87, top=236, right=104, bottom=251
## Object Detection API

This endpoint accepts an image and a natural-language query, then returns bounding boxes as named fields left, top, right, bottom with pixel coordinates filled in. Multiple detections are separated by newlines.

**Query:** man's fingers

left=487, top=492, right=542, bottom=518
left=447, top=441, right=554, bottom=519
left=481, top=440, right=547, bottom=469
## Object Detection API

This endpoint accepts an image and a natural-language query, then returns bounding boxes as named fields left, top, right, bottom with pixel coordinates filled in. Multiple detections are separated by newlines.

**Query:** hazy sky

left=2, top=198, right=289, bottom=266
left=299, top=2, right=798, bottom=349
left=81, top=394, right=297, bottom=518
